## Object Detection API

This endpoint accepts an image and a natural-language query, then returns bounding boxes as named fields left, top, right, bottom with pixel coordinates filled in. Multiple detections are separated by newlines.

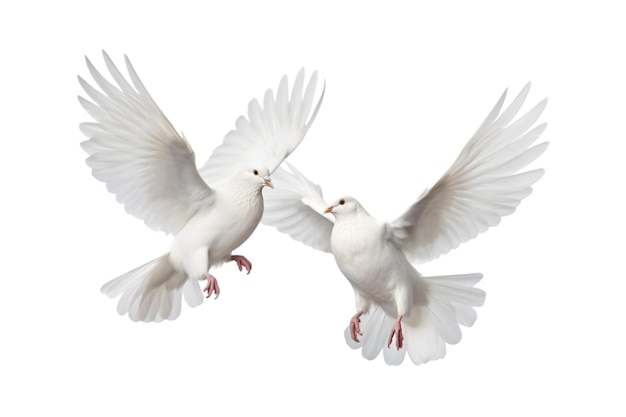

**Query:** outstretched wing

left=387, top=83, right=549, bottom=263
left=199, top=69, right=325, bottom=186
left=79, top=51, right=215, bottom=236
left=262, top=162, right=334, bottom=253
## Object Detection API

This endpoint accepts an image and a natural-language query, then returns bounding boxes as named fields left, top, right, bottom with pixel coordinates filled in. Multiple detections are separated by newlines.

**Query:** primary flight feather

left=262, top=83, right=548, bottom=365
left=79, top=51, right=325, bottom=322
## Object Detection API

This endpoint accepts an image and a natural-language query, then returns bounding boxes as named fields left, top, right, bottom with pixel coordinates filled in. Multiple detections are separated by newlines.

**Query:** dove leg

left=203, top=273, right=220, bottom=299
left=387, top=284, right=411, bottom=349
left=231, top=254, right=252, bottom=274
left=387, top=315, right=404, bottom=350
left=349, top=292, right=371, bottom=342
left=349, top=312, right=363, bottom=342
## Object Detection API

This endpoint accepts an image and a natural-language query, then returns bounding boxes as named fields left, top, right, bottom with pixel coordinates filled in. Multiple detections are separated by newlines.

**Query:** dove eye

left=253, top=170, right=259, bottom=175
left=339, top=199, right=345, bottom=205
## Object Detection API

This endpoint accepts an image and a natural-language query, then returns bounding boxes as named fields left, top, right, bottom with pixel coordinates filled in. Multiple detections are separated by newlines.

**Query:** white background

left=2, top=1, right=624, bottom=416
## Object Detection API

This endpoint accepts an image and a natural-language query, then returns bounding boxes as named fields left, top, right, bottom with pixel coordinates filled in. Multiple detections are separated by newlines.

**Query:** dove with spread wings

left=79, top=51, right=324, bottom=322
left=262, top=83, right=547, bottom=365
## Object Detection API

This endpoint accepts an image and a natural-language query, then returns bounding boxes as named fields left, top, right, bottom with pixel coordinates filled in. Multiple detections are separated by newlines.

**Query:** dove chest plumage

left=170, top=186, right=264, bottom=275
left=210, top=187, right=264, bottom=261
left=331, top=215, right=400, bottom=300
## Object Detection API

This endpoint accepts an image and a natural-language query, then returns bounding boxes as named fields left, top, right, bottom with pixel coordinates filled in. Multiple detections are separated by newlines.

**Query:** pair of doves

left=79, top=52, right=548, bottom=366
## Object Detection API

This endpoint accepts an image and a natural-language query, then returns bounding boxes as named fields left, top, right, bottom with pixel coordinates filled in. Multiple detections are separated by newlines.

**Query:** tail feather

left=100, top=254, right=201, bottom=322
left=454, top=304, right=478, bottom=327
left=382, top=337, right=407, bottom=365
left=100, top=260, right=153, bottom=298
left=345, top=272, right=485, bottom=366
left=404, top=312, right=446, bottom=365
left=359, top=306, right=388, bottom=360
left=424, top=276, right=486, bottom=307
left=424, top=298, right=462, bottom=344
left=183, top=277, right=204, bottom=308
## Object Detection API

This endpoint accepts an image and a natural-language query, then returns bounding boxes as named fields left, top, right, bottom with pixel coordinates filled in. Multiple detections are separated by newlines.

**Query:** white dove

left=262, top=83, right=548, bottom=365
left=79, top=51, right=324, bottom=322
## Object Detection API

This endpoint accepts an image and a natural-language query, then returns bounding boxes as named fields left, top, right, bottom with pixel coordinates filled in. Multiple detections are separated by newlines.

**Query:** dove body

left=330, top=199, right=414, bottom=319
left=170, top=170, right=268, bottom=280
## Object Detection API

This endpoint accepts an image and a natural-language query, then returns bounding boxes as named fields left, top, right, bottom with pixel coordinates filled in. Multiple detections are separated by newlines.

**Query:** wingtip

left=76, top=94, right=90, bottom=107
left=84, top=54, right=94, bottom=69
left=309, top=69, right=319, bottom=86
left=76, top=77, right=92, bottom=96
left=293, top=68, right=306, bottom=98
left=279, top=73, right=289, bottom=88
left=101, top=50, right=116, bottom=68
left=519, top=81, right=532, bottom=97
left=124, top=54, right=134, bottom=73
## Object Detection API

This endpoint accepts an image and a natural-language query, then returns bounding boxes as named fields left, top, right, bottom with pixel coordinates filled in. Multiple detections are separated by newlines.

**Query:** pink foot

left=349, top=313, right=363, bottom=343
left=231, top=254, right=252, bottom=274
left=203, top=273, right=220, bottom=299
left=387, top=315, right=404, bottom=350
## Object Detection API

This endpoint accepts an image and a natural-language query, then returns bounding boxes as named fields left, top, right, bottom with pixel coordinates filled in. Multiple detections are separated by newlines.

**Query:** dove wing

left=199, top=69, right=325, bottom=186
left=262, top=163, right=334, bottom=253
left=79, top=51, right=215, bottom=236
left=387, top=83, right=549, bottom=264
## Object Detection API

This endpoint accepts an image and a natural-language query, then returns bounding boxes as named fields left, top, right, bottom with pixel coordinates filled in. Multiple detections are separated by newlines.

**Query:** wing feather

left=78, top=51, right=214, bottom=235
left=388, top=83, right=548, bottom=263
left=262, top=163, right=333, bottom=253
left=199, top=69, right=326, bottom=185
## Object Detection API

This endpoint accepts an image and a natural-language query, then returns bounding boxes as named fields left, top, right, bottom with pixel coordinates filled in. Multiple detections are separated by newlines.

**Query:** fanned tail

left=345, top=273, right=485, bottom=365
left=100, top=254, right=203, bottom=322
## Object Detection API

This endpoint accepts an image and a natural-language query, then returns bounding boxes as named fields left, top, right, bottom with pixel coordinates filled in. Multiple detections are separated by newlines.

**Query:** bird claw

left=387, top=317, right=404, bottom=350
left=203, top=273, right=220, bottom=299
left=349, top=314, right=363, bottom=343
left=231, top=254, right=252, bottom=274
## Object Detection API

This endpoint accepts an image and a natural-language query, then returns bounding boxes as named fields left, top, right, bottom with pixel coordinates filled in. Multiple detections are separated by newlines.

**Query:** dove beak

left=323, top=206, right=334, bottom=214
left=264, top=177, right=274, bottom=189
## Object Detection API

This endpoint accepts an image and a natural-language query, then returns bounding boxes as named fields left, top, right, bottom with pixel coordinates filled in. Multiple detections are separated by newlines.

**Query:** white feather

left=262, top=162, right=333, bottom=252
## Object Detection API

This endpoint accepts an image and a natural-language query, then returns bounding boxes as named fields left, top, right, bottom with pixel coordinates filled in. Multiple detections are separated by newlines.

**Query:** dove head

left=231, top=166, right=274, bottom=193
left=238, top=166, right=274, bottom=190
left=323, top=196, right=363, bottom=217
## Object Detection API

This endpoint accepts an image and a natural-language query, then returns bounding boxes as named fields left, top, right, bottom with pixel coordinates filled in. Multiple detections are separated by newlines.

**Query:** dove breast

left=330, top=212, right=411, bottom=305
